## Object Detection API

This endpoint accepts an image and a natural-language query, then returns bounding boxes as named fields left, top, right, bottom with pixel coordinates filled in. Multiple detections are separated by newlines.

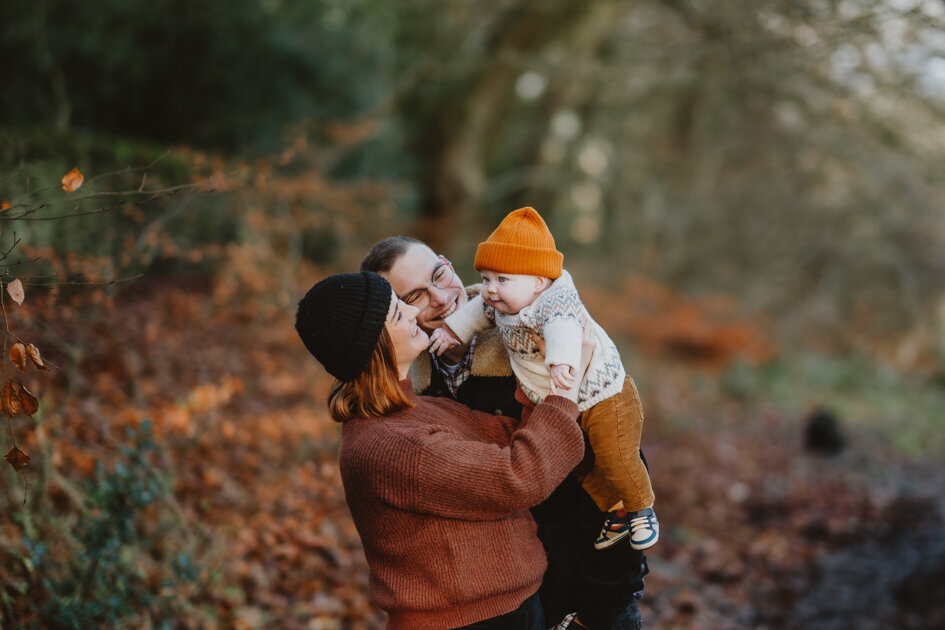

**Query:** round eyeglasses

left=401, top=256, right=454, bottom=310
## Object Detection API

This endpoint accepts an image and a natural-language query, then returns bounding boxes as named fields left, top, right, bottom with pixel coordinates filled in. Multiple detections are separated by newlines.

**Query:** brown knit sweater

left=338, top=379, right=584, bottom=629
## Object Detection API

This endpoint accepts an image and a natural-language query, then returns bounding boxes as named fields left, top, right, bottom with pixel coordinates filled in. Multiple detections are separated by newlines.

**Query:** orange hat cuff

left=474, top=242, right=563, bottom=279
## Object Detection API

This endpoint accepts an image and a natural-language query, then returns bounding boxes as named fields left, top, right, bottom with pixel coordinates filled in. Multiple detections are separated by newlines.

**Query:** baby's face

left=479, top=270, right=549, bottom=315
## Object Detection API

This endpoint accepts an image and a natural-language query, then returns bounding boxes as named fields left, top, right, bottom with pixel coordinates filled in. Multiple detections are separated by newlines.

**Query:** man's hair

left=327, top=327, right=414, bottom=422
left=360, top=236, right=424, bottom=274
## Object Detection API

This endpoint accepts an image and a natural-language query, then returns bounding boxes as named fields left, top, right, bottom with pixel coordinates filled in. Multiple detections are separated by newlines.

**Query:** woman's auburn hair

left=328, top=327, right=414, bottom=422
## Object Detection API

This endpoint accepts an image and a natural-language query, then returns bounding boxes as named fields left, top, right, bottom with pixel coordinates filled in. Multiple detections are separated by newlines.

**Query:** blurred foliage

left=4, top=0, right=945, bottom=354
left=719, top=351, right=945, bottom=457
left=1, top=422, right=207, bottom=629
left=0, top=219, right=385, bottom=626
left=383, top=0, right=945, bottom=356
left=0, top=0, right=393, bottom=151
left=0, top=142, right=236, bottom=290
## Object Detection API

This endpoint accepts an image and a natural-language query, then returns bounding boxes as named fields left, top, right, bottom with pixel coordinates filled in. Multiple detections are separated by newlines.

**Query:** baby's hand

left=429, top=327, right=461, bottom=356
left=549, top=364, right=576, bottom=394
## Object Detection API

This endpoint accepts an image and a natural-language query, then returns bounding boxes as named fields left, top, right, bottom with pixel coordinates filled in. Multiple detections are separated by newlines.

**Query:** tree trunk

left=406, top=0, right=603, bottom=251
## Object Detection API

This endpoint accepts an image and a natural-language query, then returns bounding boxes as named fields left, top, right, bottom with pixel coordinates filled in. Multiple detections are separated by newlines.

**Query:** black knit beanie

left=295, top=271, right=392, bottom=382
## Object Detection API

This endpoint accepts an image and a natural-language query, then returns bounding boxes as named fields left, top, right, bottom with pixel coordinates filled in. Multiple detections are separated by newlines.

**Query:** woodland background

left=1, top=1, right=944, bottom=628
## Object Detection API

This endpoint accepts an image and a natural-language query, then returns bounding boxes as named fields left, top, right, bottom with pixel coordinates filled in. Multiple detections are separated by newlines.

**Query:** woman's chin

left=417, top=333, right=431, bottom=350
left=411, top=331, right=431, bottom=355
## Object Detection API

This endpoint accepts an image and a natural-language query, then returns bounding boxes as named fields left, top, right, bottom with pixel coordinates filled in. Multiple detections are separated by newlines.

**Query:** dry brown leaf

left=61, top=167, right=84, bottom=192
left=26, top=344, right=50, bottom=371
left=4, top=447, right=29, bottom=472
left=19, top=384, right=38, bottom=418
left=9, top=343, right=27, bottom=374
left=6, top=279, right=24, bottom=305
left=2, top=381, right=21, bottom=417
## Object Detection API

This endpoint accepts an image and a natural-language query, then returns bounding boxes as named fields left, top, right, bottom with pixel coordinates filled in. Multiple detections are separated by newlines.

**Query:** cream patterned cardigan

left=444, top=270, right=625, bottom=411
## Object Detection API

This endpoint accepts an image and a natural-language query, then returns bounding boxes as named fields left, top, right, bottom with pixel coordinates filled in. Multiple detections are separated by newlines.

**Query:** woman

left=295, top=271, right=590, bottom=630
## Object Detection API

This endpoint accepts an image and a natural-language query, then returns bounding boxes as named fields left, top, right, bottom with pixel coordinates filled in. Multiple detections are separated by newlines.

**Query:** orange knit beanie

left=474, top=207, right=563, bottom=279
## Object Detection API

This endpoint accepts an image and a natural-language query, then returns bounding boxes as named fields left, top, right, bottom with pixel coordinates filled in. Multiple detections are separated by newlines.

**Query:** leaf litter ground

left=3, top=275, right=943, bottom=629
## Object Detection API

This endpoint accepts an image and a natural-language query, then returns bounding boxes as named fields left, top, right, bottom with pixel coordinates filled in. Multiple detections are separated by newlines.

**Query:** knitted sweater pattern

left=338, top=380, right=583, bottom=630
left=446, top=270, right=626, bottom=411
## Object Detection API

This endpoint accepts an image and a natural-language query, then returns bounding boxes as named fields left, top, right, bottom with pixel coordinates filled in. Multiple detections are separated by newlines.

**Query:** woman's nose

left=404, top=302, right=421, bottom=320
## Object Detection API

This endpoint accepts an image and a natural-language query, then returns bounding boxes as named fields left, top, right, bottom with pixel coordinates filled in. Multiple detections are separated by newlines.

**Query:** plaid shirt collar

left=432, top=335, right=477, bottom=398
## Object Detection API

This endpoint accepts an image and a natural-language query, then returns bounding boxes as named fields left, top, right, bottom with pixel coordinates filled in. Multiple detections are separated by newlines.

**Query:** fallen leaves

left=3, top=257, right=932, bottom=629
left=582, top=275, right=776, bottom=368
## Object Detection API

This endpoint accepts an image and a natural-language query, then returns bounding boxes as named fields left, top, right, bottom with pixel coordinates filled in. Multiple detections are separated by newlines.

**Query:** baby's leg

left=581, top=379, right=654, bottom=512
left=584, top=378, right=660, bottom=551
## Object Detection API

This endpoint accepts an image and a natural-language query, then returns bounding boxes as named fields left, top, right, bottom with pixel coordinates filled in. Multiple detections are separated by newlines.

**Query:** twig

left=27, top=275, right=145, bottom=287
left=0, top=256, right=43, bottom=270
left=0, top=234, right=23, bottom=258
left=4, top=181, right=217, bottom=222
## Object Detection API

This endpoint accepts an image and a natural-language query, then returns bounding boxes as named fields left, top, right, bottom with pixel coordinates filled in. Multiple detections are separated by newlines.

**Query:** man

left=361, top=237, right=647, bottom=630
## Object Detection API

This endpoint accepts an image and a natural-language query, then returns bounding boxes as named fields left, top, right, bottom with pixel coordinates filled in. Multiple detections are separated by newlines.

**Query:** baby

left=430, top=206, right=658, bottom=552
